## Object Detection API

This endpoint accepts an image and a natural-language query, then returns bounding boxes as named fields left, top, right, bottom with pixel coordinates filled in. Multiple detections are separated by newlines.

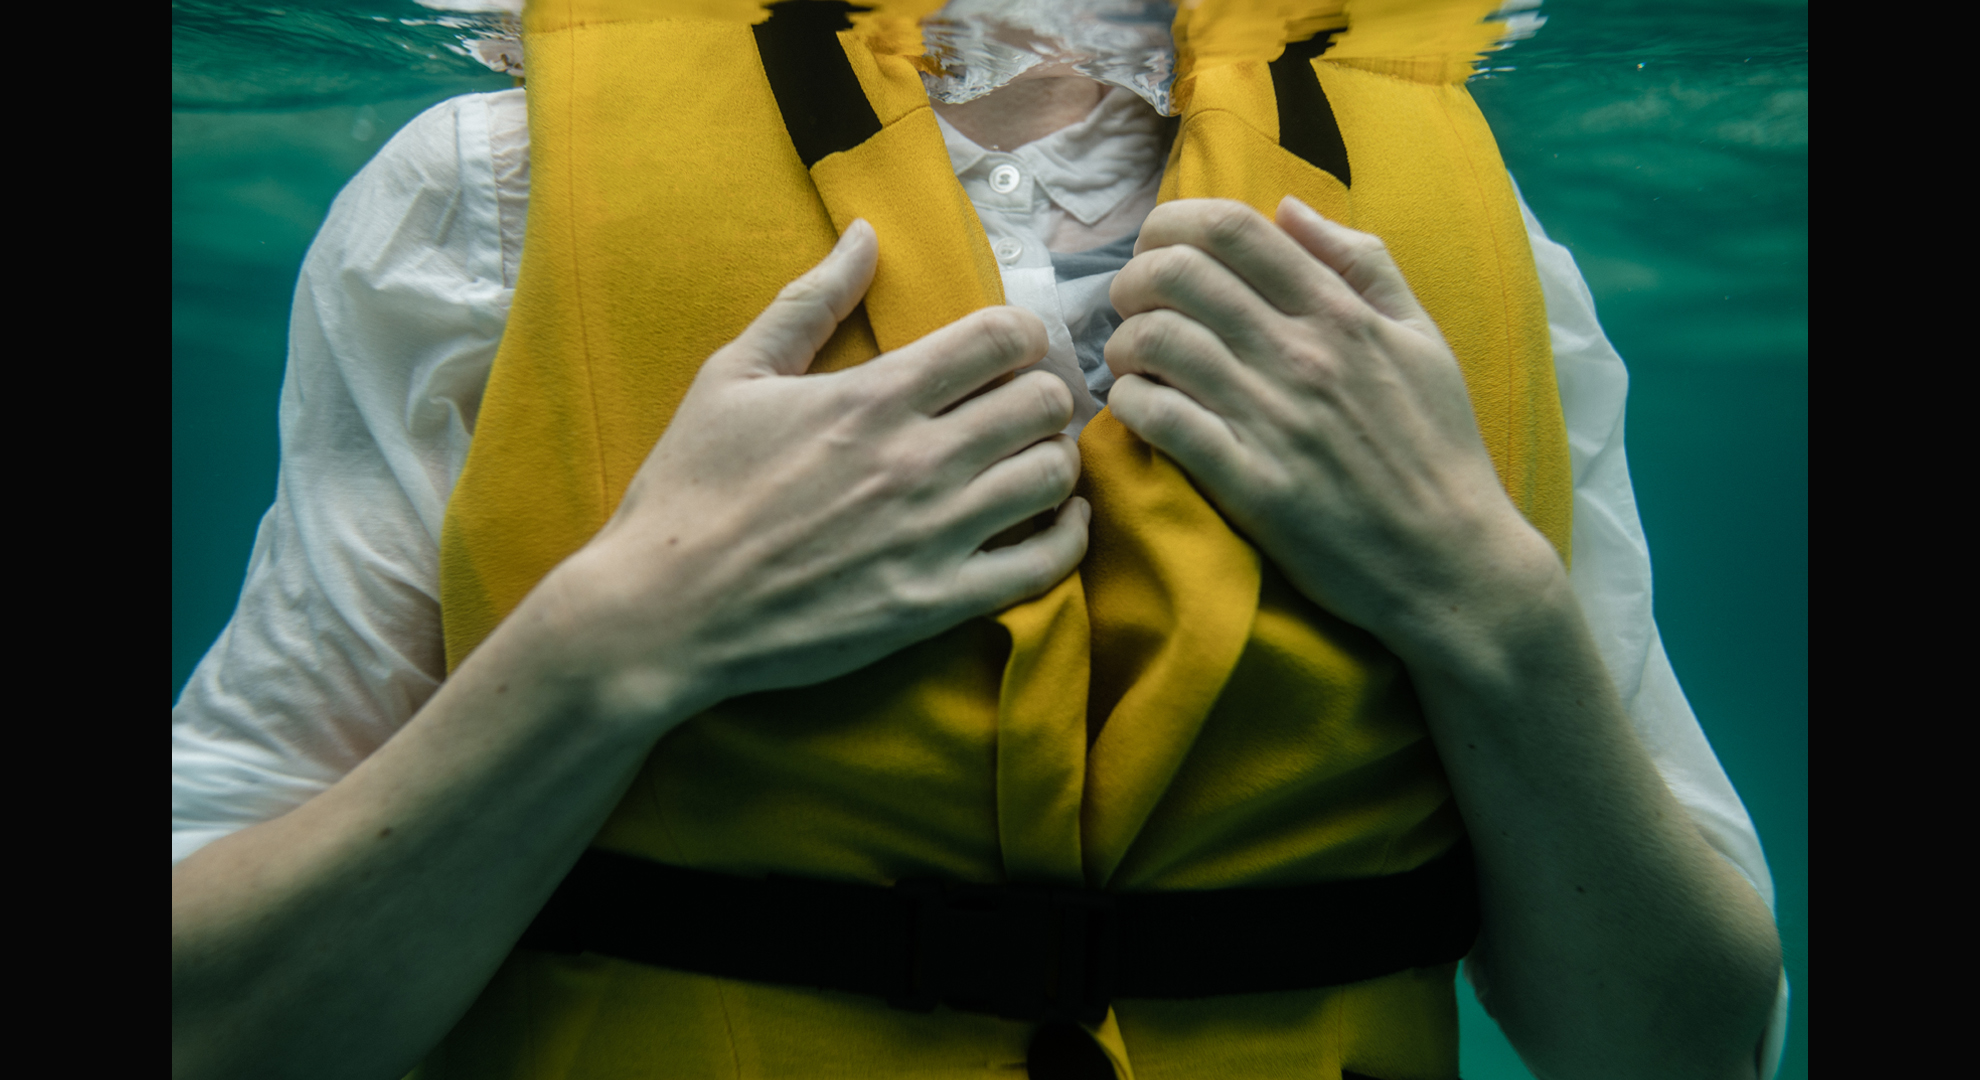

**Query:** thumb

left=723, top=219, right=877, bottom=377
left=1275, top=197, right=1434, bottom=332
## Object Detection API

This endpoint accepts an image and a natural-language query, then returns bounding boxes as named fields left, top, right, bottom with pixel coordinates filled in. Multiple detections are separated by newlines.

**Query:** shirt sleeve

left=171, top=91, right=525, bottom=866
left=1472, top=175, right=1790, bottom=1078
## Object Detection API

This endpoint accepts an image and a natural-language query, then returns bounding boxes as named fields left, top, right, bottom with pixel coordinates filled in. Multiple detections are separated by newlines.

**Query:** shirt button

left=994, top=237, right=1023, bottom=263
left=989, top=163, right=1021, bottom=194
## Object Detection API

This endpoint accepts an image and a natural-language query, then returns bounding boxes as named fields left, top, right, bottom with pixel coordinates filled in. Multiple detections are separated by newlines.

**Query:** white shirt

left=936, top=85, right=1168, bottom=432
left=169, top=89, right=1787, bottom=1075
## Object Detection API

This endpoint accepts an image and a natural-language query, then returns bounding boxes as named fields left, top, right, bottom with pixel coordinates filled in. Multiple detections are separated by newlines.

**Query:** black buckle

left=888, top=879, right=1117, bottom=1025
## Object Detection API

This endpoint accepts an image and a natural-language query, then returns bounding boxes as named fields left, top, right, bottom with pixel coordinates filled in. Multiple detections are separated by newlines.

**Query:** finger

left=1274, top=197, right=1434, bottom=329
left=945, top=435, right=1081, bottom=548
left=936, top=368, right=1075, bottom=476
left=1106, top=374, right=1244, bottom=490
left=870, top=305, right=1050, bottom=416
left=721, top=220, right=878, bottom=377
left=1134, top=198, right=1338, bottom=317
left=1103, top=309, right=1257, bottom=417
left=1109, top=243, right=1282, bottom=355
left=953, top=497, right=1090, bottom=613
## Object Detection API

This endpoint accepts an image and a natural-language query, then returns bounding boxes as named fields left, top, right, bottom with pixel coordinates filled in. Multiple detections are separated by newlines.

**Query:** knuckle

left=1120, top=313, right=1163, bottom=356
left=869, top=442, right=935, bottom=499
left=1101, top=332, right=1128, bottom=376
left=893, top=507, right=941, bottom=550
left=1130, top=387, right=1173, bottom=435
left=879, top=363, right=929, bottom=407
left=1030, top=443, right=1078, bottom=494
left=1022, top=369, right=1074, bottom=424
left=1021, top=552, right=1059, bottom=595
left=874, top=561, right=933, bottom=616
left=1106, top=373, right=1142, bottom=417
left=1005, top=542, right=1064, bottom=598
left=899, top=439, right=950, bottom=486
left=1284, top=339, right=1342, bottom=385
left=1303, top=360, right=1343, bottom=395
left=774, top=274, right=831, bottom=313
left=1148, top=246, right=1197, bottom=290
left=846, top=373, right=902, bottom=421
left=1109, top=267, right=1144, bottom=312
left=1142, top=310, right=1192, bottom=354
left=1204, top=202, right=1257, bottom=250
left=1050, top=441, right=1082, bottom=492
left=705, top=341, right=748, bottom=371
left=1341, top=234, right=1391, bottom=278
left=977, top=307, right=1041, bottom=359
left=1314, top=288, right=1367, bottom=329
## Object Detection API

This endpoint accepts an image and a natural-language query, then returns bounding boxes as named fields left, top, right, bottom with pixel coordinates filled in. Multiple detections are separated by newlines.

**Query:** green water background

left=171, top=1, right=1807, bottom=1075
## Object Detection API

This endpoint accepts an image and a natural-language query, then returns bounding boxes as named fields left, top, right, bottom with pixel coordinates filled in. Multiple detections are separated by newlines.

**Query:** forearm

left=169, top=227, right=1090, bottom=1080
left=170, top=584, right=694, bottom=1080
left=1394, top=537, right=1781, bottom=1080
left=1098, top=197, right=1781, bottom=1076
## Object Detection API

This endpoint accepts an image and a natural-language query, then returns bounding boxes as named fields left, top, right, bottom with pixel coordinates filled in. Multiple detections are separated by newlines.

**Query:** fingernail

left=1077, top=498, right=1092, bottom=525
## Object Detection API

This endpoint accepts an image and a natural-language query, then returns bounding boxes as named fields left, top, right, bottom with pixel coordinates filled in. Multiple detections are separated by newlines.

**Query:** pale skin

left=172, top=74, right=1781, bottom=1080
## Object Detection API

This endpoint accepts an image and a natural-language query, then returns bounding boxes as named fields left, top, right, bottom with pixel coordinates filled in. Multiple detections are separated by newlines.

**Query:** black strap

left=1267, top=29, right=1352, bottom=186
left=755, top=6, right=1346, bottom=187
left=520, top=840, right=1478, bottom=1026
left=752, top=0, right=883, bottom=168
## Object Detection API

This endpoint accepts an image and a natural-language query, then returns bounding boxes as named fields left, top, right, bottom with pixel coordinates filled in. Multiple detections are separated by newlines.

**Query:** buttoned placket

left=936, top=92, right=1169, bottom=437
left=938, top=135, right=1080, bottom=433
left=966, top=152, right=1051, bottom=272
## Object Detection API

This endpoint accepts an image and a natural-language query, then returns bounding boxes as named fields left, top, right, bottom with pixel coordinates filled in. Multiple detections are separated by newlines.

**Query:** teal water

left=171, top=2, right=1807, bottom=1076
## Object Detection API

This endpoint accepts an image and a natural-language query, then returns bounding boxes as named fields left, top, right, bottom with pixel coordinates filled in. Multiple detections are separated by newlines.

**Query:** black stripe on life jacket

left=1267, top=29, right=1352, bottom=187
left=753, top=0, right=884, bottom=168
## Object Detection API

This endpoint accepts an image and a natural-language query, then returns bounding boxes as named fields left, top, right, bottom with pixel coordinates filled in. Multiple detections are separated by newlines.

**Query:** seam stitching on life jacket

left=904, top=101, right=1010, bottom=310
left=711, top=975, right=746, bottom=1080
left=642, top=754, right=691, bottom=863
left=563, top=23, right=610, bottom=524
left=1434, top=87, right=1521, bottom=483
left=1375, top=820, right=1402, bottom=878
left=519, top=950, right=541, bottom=1075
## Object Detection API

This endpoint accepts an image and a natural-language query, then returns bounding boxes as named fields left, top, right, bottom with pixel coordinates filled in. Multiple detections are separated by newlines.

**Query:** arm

left=171, top=224, right=1091, bottom=1080
left=1102, top=197, right=1781, bottom=1080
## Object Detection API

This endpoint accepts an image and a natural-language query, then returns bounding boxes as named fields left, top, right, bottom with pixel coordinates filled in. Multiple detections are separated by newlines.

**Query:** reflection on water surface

left=172, top=0, right=1550, bottom=112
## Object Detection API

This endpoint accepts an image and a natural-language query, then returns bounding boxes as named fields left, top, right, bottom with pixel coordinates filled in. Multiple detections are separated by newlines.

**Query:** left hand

left=1109, top=201, right=1788, bottom=1080
left=1105, top=197, right=1559, bottom=654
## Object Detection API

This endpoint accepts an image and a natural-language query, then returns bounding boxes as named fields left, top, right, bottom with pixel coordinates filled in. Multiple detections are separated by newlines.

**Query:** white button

left=989, top=164, right=1021, bottom=194
left=994, top=238, right=1023, bottom=263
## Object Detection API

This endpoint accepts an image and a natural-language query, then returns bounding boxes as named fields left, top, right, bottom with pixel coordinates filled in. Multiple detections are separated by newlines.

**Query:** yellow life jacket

left=428, top=2, right=1571, bottom=1077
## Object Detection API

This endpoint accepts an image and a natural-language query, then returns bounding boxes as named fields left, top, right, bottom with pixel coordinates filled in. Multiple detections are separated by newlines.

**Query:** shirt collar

left=936, top=85, right=1166, bottom=227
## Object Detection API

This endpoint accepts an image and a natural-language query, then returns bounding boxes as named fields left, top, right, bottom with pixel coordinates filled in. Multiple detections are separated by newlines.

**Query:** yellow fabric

left=432, top=2, right=1571, bottom=1077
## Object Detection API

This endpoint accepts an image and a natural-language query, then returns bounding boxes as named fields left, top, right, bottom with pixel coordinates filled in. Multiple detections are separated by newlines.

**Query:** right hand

left=531, top=219, right=1090, bottom=731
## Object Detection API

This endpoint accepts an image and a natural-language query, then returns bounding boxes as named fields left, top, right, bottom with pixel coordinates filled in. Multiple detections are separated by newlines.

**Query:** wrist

left=494, top=549, right=725, bottom=743
left=1379, top=517, right=1578, bottom=698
